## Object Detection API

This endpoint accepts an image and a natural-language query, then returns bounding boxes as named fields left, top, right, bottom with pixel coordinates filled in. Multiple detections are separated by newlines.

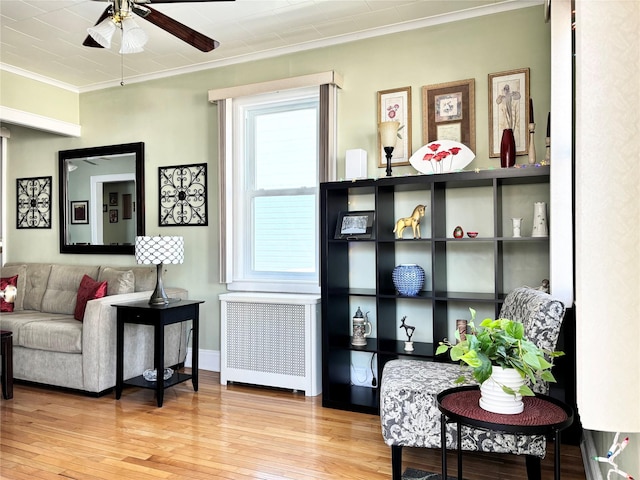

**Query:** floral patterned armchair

left=380, top=287, right=566, bottom=480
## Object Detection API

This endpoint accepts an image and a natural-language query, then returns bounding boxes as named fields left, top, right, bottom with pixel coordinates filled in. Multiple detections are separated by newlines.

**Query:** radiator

left=219, top=292, right=321, bottom=396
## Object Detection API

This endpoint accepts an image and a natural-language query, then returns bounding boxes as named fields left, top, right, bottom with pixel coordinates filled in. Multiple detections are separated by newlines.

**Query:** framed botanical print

left=422, top=78, right=475, bottom=153
left=377, top=86, right=412, bottom=167
left=159, top=163, right=208, bottom=226
left=488, top=68, right=530, bottom=157
left=17, top=176, right=52, bottom=229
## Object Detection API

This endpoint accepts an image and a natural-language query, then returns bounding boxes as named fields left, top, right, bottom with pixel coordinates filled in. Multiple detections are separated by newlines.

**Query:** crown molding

left=3, top=1, right=542, bottom=92
left=0, top=63, right=79, bottom=93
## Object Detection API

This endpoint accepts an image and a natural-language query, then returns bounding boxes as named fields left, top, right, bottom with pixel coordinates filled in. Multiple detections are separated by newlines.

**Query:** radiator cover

left=219, top=292, right=321, bottom=396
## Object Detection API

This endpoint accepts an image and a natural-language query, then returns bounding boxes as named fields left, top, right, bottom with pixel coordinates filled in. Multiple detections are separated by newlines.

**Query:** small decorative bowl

left=143, top=367, right=174, bottom=382
left=467, top=231, right=478, bottom=238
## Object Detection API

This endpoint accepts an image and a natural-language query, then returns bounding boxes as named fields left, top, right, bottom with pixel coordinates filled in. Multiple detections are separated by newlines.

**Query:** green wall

left=2, top=6, right=550, bottom=354
left=0, top=70, right=80, bottom=124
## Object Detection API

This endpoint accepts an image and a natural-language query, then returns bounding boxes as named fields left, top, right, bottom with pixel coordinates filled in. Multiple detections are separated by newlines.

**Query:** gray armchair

left=380, top=287, right=566, bottom=480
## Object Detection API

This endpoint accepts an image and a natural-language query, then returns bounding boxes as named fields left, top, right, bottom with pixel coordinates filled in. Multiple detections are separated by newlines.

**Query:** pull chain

left=120, top=49, right=125, bottom=86
left=119, top=25, right=125, bottom=86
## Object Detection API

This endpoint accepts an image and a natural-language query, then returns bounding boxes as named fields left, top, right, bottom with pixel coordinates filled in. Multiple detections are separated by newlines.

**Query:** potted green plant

left=436, top=308, right=564, bottom=414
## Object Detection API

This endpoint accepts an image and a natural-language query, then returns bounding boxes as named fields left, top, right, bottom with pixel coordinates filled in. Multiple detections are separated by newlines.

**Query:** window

left=226, top=87, right=321, bottom=293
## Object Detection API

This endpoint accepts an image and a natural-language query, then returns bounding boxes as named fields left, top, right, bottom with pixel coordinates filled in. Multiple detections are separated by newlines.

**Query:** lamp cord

left=370, top=352, right=377, bottom=387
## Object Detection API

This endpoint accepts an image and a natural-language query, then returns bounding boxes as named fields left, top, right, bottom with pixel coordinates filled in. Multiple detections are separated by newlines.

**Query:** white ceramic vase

left=511, top=217, right=523, bottom=238
left=479, top=366, right=525, bottom=414
left=532, top=202, right=548, bottom=237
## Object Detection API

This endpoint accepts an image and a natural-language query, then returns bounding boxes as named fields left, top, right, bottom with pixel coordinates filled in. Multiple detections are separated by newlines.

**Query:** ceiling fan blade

left=144, top=0, right=233, bottom=3
left=141, top=5, right=219, bottom=52
left=83, top=6, right=112, bottom=48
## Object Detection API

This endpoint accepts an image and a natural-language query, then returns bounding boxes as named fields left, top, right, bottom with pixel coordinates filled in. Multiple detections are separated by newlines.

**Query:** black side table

left=114, top=299, right=203, bottom=407
left=437, top=385, right=573, bottom=480
left=1, top=330, right=13, bottom=400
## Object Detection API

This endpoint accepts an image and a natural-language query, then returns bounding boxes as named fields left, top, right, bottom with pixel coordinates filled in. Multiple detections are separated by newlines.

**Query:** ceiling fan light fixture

left=119, top=16, right=148, bottom=54
left=87, top=17, right=117, bottom=49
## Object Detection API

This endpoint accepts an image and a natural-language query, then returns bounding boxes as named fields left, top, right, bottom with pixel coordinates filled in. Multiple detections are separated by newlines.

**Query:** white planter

left=479, top=366, right=525, bottom=414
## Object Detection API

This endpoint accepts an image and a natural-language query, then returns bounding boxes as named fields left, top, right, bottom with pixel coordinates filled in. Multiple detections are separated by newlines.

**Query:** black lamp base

left=384, top=146, right=395, bottom=176
left=148, top=264, right=181, bottom=306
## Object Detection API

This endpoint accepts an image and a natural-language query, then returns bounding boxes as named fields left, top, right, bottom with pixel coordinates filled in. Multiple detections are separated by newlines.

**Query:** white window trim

left=231, top=88, right=319, bottom=292
left=215, top=73, right=340, bottom=293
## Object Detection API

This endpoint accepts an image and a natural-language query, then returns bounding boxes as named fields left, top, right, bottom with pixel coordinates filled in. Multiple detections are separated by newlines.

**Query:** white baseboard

left=185, top=348, right=220, bottom=372
left=582, top=429, right=604, bottom=480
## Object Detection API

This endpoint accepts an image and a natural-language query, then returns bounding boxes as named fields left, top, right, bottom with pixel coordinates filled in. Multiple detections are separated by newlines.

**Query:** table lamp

left=135, top=235, right=184, bottom=305
left=379, top=121, right=400, bottom=176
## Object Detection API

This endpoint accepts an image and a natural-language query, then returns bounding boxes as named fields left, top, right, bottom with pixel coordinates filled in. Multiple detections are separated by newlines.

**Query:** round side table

left=437, top=385, right=573, bottom=480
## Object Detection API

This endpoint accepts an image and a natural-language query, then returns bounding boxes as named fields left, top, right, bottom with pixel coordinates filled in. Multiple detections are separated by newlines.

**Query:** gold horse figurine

left=393, top=204, right=426, bottom=239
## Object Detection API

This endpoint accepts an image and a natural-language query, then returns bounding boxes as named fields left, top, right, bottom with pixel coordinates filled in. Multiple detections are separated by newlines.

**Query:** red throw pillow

left=74, top=274, right=108, bottom=321
left=0, top=275, right=18, bottom=312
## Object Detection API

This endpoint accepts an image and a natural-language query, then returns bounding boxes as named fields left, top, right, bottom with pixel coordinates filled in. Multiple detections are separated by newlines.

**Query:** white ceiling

left=0, top=0, right=540, bottom=91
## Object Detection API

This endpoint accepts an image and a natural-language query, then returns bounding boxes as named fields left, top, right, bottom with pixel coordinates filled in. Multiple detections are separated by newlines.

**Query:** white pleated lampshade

left=87, top=17, right=117, bottom=49
left=135, top=236, right=184, bottom=265
left=119, top=17, right=148, bottom=54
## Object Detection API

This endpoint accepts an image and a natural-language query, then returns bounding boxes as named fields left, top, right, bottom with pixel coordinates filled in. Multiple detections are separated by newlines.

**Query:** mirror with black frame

left=59, top=142, right=145, bottom=254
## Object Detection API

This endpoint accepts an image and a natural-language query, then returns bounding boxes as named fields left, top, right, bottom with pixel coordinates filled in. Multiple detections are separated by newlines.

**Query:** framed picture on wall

left=109, top=209, right=118, bottom=223
left=71, top=200, right=89, bottom=224
left=122, top=194, right=132, bottom=220
left=488, top=68, right=530, bottom=157
left=377, top=86, right=412, bottom=167
left=109, top=192, right=118, bottom=206
left=422, top=78, right=475, bottom=153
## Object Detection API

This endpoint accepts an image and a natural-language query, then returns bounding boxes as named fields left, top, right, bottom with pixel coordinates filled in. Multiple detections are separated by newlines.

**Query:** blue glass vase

left=392, top=264, right=425, bottom=296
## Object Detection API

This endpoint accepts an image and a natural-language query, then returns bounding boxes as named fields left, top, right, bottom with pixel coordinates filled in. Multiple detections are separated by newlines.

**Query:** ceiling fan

left=83, top=0, right=231, bottom=54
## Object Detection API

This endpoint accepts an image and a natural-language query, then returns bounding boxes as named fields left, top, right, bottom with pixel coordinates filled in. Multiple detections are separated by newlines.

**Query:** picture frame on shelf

left=377, top=86, right=412, bottom=168
left=488, top=68, right=530, bottom=157
left=70, top=200, right=89, bottom=224
left=334, top=210, right=375, bottom=240
left=422, top=78, right=476, bottom=153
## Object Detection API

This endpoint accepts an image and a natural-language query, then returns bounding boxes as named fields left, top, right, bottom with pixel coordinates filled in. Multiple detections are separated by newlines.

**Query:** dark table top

left=111, top=299, right=204, bottom=310
left=437, top=385, right=573, bottom=434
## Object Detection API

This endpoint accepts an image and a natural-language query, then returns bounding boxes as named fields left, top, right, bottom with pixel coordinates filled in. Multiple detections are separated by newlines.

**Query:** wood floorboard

left=1, top=371, right=585, bottom=479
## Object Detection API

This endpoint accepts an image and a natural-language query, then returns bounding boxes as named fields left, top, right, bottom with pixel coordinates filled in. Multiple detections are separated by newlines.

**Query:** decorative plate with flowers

left=409, top=140, right=475, bottom=174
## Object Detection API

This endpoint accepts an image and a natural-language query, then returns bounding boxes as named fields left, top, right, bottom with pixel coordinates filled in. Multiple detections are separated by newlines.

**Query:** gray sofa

left=0, top=263, right=188, bottom=394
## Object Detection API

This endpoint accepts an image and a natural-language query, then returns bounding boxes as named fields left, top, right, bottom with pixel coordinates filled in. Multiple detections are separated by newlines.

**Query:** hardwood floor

left=0, top=371, right=585, bottom=479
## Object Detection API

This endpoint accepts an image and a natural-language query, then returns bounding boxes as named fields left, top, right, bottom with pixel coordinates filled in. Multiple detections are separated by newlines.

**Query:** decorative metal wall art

left=17, top=176, right=52, bottom=229
left=159, top=163, right=208, bottom=226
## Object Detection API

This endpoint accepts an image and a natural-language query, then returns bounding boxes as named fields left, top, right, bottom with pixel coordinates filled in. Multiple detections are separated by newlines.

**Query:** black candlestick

left=384, top=146, right=394, bottom=177
left=529, top=98, right=534, bottom=123
left=546, top=112, right=551, bottom=137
